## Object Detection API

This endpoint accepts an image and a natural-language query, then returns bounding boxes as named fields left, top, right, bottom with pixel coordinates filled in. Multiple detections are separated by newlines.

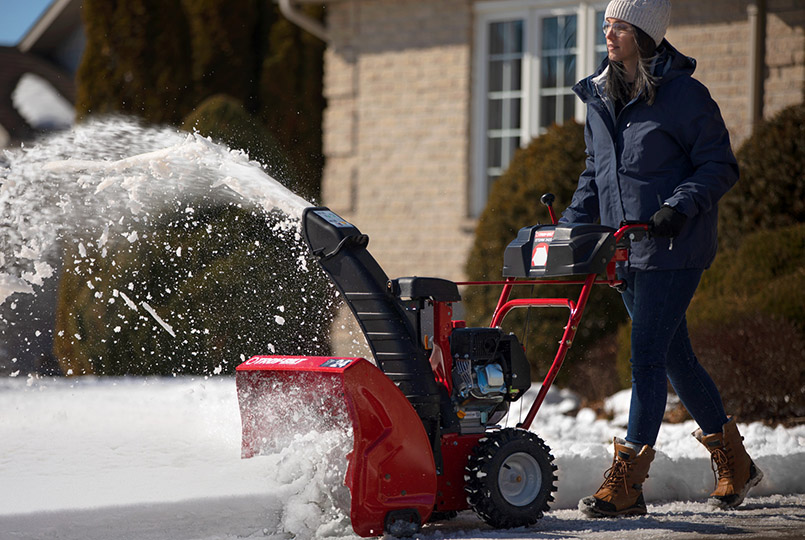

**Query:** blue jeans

left=620, top=268, right=728, bottom=447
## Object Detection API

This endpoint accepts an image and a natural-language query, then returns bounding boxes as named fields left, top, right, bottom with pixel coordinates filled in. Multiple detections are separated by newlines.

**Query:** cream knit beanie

left=605, top=0, right=671, bottom=47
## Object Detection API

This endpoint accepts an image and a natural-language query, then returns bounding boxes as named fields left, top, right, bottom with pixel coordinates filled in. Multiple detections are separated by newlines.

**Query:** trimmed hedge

left=614, top=223, right=805, bottom=423
left=719, top=102, right=805, bottom=250
left=688, top=224, right=805, bottom=423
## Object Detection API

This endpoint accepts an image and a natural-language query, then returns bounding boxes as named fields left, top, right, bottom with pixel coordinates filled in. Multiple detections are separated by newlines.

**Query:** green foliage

left=719, top=102, right=805, bottom=250
left=690, top=223, right=805, bottom=331
left=75, top=0, right=193, bottom=124
left=259, top=4, right=326, bottom=200
left=463, top=122, right=629, bottom=390
left=612, top=224, right=805, bottom=422
left=182, top=94, right=293, bottom=181
left=689, top=313, right=805, bottom=423
left=180, top=0, right=261, bottom=106
left=76, top=0, right=325, bottom=200
left=54, top=204, right=335, bottom=376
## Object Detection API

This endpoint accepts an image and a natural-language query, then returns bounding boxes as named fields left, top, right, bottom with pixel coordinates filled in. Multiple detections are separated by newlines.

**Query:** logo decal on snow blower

left=531, top=230, right=553, bottom=267
left=314, top=210, right=354, bottom=229
left=320, top=358, right=354, bottom=369
left=246, top=356, right=307, bottom=366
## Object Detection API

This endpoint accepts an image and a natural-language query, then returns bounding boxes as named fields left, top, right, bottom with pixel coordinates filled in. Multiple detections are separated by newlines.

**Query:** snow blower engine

left=236, top=195, right=648, bottom=537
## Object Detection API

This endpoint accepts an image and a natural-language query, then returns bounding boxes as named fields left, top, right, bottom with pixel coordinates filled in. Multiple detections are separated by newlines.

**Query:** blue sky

left=0, top=0, right=54, bottom=46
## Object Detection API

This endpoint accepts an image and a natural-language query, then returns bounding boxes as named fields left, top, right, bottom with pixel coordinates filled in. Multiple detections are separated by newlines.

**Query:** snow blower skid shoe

left=236, top=355, right=438, bottom=537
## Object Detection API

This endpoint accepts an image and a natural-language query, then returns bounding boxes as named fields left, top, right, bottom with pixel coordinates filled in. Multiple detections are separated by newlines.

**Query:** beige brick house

left=289, top=0, right=804, bottom=282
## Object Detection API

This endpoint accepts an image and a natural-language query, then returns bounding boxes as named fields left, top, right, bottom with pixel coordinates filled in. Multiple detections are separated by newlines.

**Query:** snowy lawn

left=1, top=376, right=803, bottom=540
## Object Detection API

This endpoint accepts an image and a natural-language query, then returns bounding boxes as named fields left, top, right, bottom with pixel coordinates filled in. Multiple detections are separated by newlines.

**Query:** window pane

left=542, top=17, right=557, bottom=51
left=488, top=99, right=502, bottom=130
left=488, top=98, right=521, bottom=131
left=490, top=59, right=523, bottom=92
left=541, top=56, right=557, bottom=88
left=563, top=94, right=577, bottom=122
left=490, top=20, right=523, bottom=55
left=489, top=60, right=503, bottom=92
left=509, top=60, right=522, bottom=90
left=509, top=98, right=521, bottom=130
left=561, top=15, right=577, bottom=49
left=487, top=137, right=502, bottom=169
left=490, top=22, right=506, bottom=54
left=540, top=95, right=556, bottom=128
left=505, top=136, right=520, bottom=164
left=563, top=54, right=576, bottom=86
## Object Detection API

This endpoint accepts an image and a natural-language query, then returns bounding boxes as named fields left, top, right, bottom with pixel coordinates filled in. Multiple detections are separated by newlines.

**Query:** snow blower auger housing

left=236, top=195, right=649, bottom=537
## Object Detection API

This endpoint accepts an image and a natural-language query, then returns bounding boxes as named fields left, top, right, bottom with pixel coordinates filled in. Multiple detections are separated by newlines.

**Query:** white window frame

left=471, top=1, right=608, bottom=217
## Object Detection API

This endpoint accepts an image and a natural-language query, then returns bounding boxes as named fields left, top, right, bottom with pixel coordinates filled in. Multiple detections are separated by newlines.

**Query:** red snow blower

left=236, top=194, right=648, bottom=537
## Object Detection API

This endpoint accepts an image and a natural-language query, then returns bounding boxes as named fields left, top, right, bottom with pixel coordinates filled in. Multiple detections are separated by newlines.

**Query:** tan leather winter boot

left=579, top=438, right=655, bottom=517
left=693, top=417, right=764, bottom=509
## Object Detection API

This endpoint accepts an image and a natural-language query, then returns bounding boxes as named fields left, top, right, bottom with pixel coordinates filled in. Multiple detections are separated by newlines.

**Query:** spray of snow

left=0, top=116, right=309, bottom=306
left=140, top=301, right=176, bottom=337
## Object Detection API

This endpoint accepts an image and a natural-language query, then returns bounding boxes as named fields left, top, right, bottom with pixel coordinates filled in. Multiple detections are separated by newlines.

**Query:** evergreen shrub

left=54, top=203, right=335, bottom=376
left=685, top=223, right=805, bottom=423
left=76, top=0, right=193, bottom=124
left=615, top=224, right=805, bottom=423
left=719, top=102, right=805, bottom=250
left=182, top=94, right=293, bottom=183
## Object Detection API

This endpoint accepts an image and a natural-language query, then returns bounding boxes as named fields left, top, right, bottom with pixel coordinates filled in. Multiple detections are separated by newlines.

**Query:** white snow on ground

left=0, top=376, right=803, bottom=540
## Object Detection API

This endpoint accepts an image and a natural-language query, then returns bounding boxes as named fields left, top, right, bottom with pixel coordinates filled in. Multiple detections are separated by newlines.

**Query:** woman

left=560, top=0, right=764, bottom=518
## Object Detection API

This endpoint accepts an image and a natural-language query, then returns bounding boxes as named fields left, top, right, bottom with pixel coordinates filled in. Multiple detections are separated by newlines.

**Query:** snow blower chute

left=236, top=195, right=649, bottom=537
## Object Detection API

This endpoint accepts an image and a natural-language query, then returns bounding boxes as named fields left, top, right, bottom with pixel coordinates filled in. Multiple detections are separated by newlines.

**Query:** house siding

left=668, top=0, right=805, bottom=144
left=322, top=0, right=805, bottom=283
left=322, top=0, right=476, bottom=282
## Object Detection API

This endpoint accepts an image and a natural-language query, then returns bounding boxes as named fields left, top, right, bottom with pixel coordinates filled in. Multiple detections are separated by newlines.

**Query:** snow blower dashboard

left=502, top=223, right=617, bottom=278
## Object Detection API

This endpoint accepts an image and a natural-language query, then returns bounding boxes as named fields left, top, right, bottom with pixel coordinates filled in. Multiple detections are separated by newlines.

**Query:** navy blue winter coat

left=561, top=40, right=739, bottom=271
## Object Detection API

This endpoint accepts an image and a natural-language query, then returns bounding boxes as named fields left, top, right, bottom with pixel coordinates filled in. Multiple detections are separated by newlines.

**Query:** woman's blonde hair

left=605, top=26, right=660, bottom=106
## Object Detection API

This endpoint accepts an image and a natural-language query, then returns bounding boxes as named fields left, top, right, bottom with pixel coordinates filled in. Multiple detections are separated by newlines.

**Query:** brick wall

left=764, top=2, right=805, bottom=118
left=322, top=0, right=475, bottom=282
left=667, top=0, right=804, bottom=145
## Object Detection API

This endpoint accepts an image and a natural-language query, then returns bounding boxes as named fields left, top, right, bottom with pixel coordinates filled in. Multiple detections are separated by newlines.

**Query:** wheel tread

left=464, top=428, right=557, bottom=529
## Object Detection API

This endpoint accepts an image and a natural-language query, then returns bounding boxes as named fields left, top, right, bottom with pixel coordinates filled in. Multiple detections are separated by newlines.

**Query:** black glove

left=650, top=205, right=687, bottom=237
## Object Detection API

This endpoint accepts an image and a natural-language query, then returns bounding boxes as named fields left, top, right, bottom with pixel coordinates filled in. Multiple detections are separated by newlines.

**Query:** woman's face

left=605, top=18, right=639, bottom=66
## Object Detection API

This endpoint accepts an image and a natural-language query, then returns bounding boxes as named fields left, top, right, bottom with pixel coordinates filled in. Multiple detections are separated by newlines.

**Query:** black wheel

left=465, top=428, right=557, bottom=529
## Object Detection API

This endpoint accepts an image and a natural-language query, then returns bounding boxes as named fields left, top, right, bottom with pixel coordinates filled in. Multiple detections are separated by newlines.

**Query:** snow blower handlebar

left=486, top=206, right=650, bottom=429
